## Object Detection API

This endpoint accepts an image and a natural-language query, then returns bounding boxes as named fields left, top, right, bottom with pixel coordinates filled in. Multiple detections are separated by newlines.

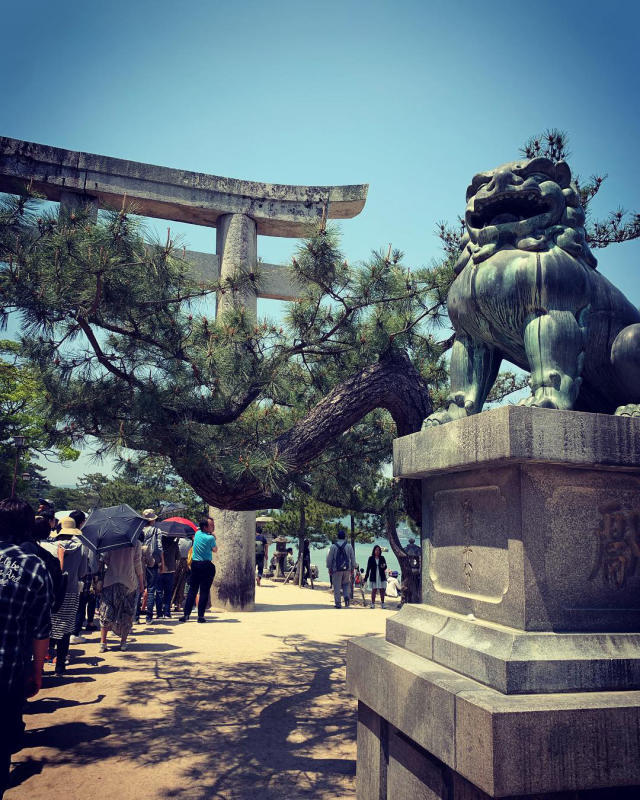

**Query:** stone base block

left=358, top=703, right=640, bottom=800
left=387, top=605, right=640, bottom=693
left=347, top=635, right=640, bottom=798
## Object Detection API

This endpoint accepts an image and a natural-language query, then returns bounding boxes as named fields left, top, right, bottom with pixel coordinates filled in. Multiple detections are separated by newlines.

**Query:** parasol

left=157, top=516, right=198, bottom=537
left=82, top=504, right=147, bottom=554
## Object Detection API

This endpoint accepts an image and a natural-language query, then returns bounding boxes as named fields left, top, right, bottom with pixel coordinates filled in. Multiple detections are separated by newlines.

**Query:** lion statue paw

left=423, top=400, right=472, bottom=428
left=423, top=411, right=453, bottom=428
left=517, top=387, right=574, bottom=410
left=615, top=404, right=640, bottom=418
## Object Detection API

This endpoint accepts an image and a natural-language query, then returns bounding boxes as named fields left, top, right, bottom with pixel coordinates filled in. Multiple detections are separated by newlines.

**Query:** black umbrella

left=82, top=504, right=147, bottom=554
left=157, top=517, right=197, bottom=537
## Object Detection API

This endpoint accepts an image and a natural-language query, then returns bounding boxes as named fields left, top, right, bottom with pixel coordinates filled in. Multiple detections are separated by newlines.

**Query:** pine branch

left=76, top=317, right=141, bottom=386
left=176, top=349, right=431, bottom=515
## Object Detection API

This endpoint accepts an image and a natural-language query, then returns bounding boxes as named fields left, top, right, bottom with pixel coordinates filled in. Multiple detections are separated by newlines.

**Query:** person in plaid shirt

left=0, top=497, right=52, bottom=798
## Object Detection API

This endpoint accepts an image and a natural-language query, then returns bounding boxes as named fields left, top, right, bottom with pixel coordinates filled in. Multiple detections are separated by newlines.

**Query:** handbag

left=187, top=546, right=193, bottom=568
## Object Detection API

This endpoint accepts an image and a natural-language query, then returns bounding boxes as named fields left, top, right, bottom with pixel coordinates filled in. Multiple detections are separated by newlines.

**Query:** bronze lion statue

left=425, top=157, right=640, bottom=426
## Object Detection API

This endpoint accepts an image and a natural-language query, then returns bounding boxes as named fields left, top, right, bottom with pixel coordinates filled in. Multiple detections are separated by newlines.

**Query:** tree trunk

left=297, top=499, right=305, bottom=587
left=384, top=506, right=421, bottom=604
left=209, top=508, right=255, bottom=611
left=384, top=505, right=408, bottom=577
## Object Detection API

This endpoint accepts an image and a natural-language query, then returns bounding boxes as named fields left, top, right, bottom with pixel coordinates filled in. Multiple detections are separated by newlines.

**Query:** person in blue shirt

left=179, top=517, right=217, bottom=623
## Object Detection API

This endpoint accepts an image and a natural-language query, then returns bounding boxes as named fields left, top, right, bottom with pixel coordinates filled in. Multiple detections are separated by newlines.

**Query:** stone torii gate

left=0, top=136, right=369, bottom=610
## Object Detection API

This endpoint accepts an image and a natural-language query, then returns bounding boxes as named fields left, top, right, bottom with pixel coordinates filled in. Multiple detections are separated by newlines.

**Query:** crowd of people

left=0, top=496, right=219, bottom=798
left=1, top=496, right=417, bottom=797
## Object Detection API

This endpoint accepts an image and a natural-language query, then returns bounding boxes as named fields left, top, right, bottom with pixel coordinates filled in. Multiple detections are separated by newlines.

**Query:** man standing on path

left=171, top=535, right=192, bottom=610
left=0, top=497, right=53, bottom=798
left=255, top=525, right=268, bottom=586
left=70, top=510, right=95, bottom=643
left=158, top=534, right=179, bottom=618
left=142, top=509, right=162, bottom=622
left=301, top=538, right=311, bottom=586
left=326, top=528, right=355, bottom=608
left=403, top=536, right=422, bottom=604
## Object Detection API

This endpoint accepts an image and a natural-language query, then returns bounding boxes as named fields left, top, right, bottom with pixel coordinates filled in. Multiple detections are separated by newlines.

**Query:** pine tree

left=0, top=195, right=444, bottom=522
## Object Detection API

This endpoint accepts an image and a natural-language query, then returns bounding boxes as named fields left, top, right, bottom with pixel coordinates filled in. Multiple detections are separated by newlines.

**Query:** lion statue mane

left=425, top=157, right=640, bottom=426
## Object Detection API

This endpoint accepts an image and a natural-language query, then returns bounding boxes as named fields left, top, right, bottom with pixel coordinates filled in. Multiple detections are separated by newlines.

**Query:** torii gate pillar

left=211, top=213, right=258, bottom=610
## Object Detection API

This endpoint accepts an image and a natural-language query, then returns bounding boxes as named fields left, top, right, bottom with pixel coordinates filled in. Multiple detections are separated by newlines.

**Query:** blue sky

left=2, top=0, right=639, bottom=484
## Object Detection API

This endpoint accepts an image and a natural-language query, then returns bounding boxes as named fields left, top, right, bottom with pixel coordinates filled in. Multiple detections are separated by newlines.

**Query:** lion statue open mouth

left=424, top=157, right=640, bottom=426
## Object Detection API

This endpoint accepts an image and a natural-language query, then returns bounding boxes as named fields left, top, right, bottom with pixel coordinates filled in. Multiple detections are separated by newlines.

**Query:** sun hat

left=53, top=516, right=83, bottom=537
left=142, top=508, right=158, bottom=521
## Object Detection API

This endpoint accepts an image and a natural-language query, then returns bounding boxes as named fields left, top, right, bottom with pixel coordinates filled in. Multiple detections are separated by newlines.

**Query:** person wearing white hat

left=47, top=517, right=87, bottom=675
left=141, top=510, right=164, bottom=622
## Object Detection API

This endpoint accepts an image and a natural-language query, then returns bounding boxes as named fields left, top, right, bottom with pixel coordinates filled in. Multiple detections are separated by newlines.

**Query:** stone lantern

left=273, top=536, right=288, bottom=579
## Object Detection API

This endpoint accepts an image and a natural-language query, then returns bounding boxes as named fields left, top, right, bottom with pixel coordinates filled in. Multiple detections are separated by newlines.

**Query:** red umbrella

left=157, top=516, right=198, bottom=537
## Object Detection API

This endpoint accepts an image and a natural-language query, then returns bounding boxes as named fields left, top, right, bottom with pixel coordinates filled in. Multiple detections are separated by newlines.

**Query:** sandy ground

left=6, top=580, right=396, bottom=800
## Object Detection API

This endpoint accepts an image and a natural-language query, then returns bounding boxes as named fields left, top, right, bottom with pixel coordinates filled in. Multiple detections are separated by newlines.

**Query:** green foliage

left=19, top=452, right=208, bottom=519
left=67, top=455, right=207, bottom=518
left=520, top=129, right=640, bottom=249
left=0, top=338, right=79, bottom=497
left=521, top=128, right=569, bottom=162
left=486, top=372, right=529, bottom=405
left=262, top=488, right=343, bottom=548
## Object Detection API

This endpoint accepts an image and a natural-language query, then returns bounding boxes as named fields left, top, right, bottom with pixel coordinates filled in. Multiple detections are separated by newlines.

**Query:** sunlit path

left=7, top=581, right=396, bottom=800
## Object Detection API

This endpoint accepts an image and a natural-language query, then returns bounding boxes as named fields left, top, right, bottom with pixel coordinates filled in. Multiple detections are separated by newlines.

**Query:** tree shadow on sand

left=24, top=694, right=106, bottom=715
left=24, top=633, right=372, bottom=800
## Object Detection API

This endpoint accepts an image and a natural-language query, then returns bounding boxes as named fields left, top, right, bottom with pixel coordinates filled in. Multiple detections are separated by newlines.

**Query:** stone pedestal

left=347, top=406, right=640, bottom=798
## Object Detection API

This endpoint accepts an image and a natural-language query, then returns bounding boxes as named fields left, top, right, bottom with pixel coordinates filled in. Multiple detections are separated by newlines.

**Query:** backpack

left=143, top=525, right=162, bottom=565
left=255, top=536, right=265, bottom=556
left=334, top=541, right=349, bottom=572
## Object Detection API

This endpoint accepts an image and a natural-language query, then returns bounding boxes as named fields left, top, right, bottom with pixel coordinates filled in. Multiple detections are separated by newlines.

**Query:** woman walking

left=179, top=517, right=217, bottom=623
left=364, top=544, right=388, bottom=609
left=48, top=517, right=87, bottom=674
left=99, top=535, right=144, bottom=651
